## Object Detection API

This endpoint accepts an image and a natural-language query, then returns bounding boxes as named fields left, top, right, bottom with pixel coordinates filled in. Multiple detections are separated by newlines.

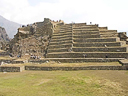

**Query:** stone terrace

left=46, top=23, right=128, bottom=63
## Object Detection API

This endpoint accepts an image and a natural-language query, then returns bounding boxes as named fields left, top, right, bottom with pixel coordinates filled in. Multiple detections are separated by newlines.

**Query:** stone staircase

left=46, top=23, right=128, bottom=62
left=47, top=24, right=73, bottom=53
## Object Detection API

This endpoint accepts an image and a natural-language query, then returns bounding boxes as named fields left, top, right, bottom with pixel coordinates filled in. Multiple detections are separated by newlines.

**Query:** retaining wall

left=47, top=53, right=128, bottom=58
left=73, top=35, right=100, bottom=38
left=49, top=44, right=72, bottom=49
left=29, top=58, right=121, bottom=63
left=25, top=66, right=128, bottom=71
left=73, top=47, right=127, bottom=52
left=0, top=66, right=24, bottom=72
left=74, top=38, right=119, bottom=42
left=73, top=42, right=122, bottom=47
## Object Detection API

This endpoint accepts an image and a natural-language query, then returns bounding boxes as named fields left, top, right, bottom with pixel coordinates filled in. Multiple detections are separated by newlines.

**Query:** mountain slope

left=0, top=15, right=21, bottom=38
left=0, top=26, right=10, bottom=42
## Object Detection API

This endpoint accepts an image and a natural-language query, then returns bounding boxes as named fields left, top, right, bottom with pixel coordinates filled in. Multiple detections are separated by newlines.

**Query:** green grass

left=0, top=70, right=128, bottom=96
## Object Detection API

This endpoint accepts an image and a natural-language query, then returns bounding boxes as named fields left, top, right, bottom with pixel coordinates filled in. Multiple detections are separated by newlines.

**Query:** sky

left=0, top=0, right=128, bottom=34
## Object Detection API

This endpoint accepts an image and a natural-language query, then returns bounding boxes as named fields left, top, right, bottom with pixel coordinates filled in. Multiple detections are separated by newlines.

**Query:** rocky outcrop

left=9, top=18, right=64, bottom=58
left=0, top=26, right=10, bottom=42
left=0, top=26, right=10, bottom=50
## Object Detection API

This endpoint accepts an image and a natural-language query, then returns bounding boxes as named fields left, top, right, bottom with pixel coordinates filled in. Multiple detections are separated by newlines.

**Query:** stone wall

left=0, top=65, right=127, bottom=72
left=47, top=52, right=128, bottom=58
left=74, top=38, right=120, bottom=42
left=72, top=23, right=86, bottom=27
left=99, top=27, right=108, bottom=31
left=118, top=32, right=128, bottom=44
left=0, top=60, right=13, bottom=64
left=28, top=58, right=120, bottom=63
left=25, top=66, right=128, bottom=71
left=0, top=66, right=24, bottom=72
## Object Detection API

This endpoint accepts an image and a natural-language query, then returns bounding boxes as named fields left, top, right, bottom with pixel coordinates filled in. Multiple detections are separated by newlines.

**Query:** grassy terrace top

left=25, top=62, right=121, bottom=67
left=47, top=52, right=128, bottom=54
left=3, top=62, right=120, bottom=67
left=0, top=61, right=121, bottom=67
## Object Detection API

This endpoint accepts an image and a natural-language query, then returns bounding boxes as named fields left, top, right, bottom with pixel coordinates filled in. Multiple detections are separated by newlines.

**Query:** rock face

left=9, top=18, right=64, bottom=58
left=0, top=26, right=10, bottom=50
left=0, top=26, right=10, bottom=42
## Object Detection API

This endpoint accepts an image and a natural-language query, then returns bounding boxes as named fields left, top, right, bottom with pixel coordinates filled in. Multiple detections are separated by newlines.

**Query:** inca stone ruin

left=7, top=18, right=128, bottom=63
left=1, top=18, right=128, bottom=71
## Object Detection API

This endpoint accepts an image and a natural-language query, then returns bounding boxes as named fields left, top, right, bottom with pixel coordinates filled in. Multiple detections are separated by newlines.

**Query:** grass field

left=0, top=70, right=128, bottom=96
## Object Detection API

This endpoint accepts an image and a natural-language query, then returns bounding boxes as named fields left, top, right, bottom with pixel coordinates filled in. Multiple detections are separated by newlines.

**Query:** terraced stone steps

left=73, top=41, right=126, bottom=47
left=74, top=25, right=98, bottom=27
left=100, top=31, right=117, bottom=34
left=73, top=27, right=98, bottom=30
left=73, top=24, right=97, bottom=27
left=73, top=28, right=98, bottom=30
left=50, top=38, right=72, bottom=42
left=46, top=23, right=128, bottom=63
left=51, top=31, right=72, bottom=37
left=100, top=34, right=118, bottom=37
left=47, top=24, right=73, bottom=54
left=73, top=32, right=100, bottom=35
left=72, top=23, right=87, bottom=27
left=43, top=58, right=125, bottom=63
left=73, top=47, right=128, bottom=52
left=59, top=30, right=72, bottom=32
left=61, top=25, right=72, bottom=27
left=100, top=30, right=117, bottom=35
left=74, top=37, right=120, bottom=42
left=73, top=35, right=100, bottom=38
left=52, top=34, right=72, bottom=38
left=49, top=40, right=72, bottom=45
left=98, top=27, right=108, bottom=31
left=100, top=33, right=118, bottom=35
left=60, top=27, right=72, bottom=29
left=59, top=29, right=72, bottom=31
left=48, top=46, right=128, bottom=53
left=47, top=52, right=128, bottom=58
left=101, top=30, right=117, bottom=32
left=73, top=29, right=99, bottom=31
left=53, top=33, right=72, bottom=36
left=53, top=31, right=72, bottom=34
left=52, top=36, right=72, bottom=40
left=48, top=44, right=72, bottom=49
left=48, top=48, right=69, bottom=53
left=100, top=30, right=118, bottom=37
left=60, top=25, right=72, bottom=28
